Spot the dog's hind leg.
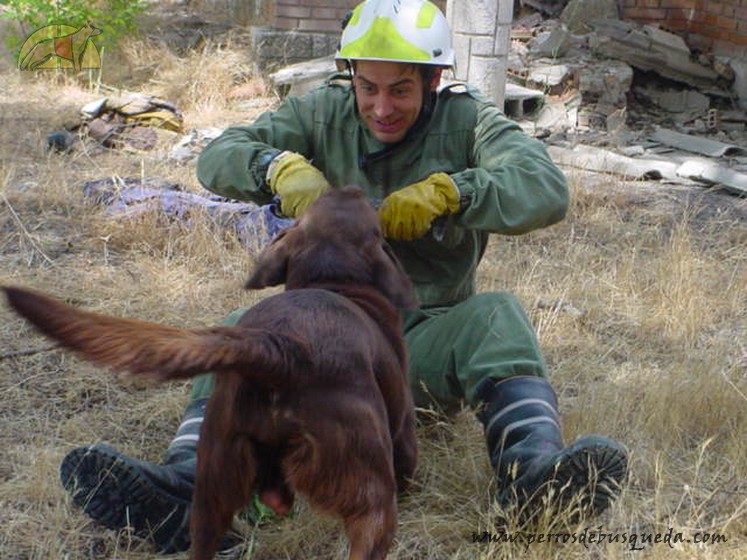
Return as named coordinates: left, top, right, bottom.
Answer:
left=391, top=408, right=418, bottom=494
left=189, top=416, right=257, bottom=560
left=344, top=495, right=397, bottom=560
left=285, top=396, right=399, bottom=560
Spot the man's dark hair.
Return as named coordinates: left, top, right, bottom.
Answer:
left=347, top=60, right=438, bottom=87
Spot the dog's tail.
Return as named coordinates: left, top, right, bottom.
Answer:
left=3, top=286, right=310, bottom=383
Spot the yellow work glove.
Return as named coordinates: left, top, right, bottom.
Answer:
left=378, top=173, right=461, bottom=240
left=267, top=151, right=330, bottom=218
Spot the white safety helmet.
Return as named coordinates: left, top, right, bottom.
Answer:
left=336, top=0, right=454, bottom=67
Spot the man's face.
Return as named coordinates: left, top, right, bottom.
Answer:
left=353, top=60, right=440, bottom=144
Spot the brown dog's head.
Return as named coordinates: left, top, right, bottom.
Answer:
left=246, top=187, right=418, bottom=310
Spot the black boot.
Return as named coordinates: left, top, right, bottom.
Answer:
left=60, top=398, right=207, bottom=553
left=475, top=376, right=627, bottom=521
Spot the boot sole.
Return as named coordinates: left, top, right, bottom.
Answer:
left=500, top=438, right=628, bottom=522
left=60, top=444, right=192, bottom=554
left=551, top=440, right=628, bottom=514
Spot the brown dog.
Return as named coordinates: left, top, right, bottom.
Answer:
left=3, top=187, right=418, bottom=560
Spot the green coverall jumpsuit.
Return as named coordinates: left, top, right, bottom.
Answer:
left=193, top=77, right=569, bottom=409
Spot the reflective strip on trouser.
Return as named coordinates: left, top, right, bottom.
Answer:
left=402, top=292, right=548, bottom=412
left=169, top=417, right=201, bottom=449
left=166, top=398, right=207, bottom=456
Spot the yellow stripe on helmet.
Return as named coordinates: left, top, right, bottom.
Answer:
left=339, top=16, right=430, bottom=61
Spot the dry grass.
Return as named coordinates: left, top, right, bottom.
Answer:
left=1, top=12, right=746, bottom=560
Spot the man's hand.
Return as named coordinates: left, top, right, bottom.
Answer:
left=267, top=152, right=330, bottom=218
left=378, top=173, right=460, bottom=240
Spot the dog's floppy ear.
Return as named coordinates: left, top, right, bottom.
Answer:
left=372, top=241, right=418, bottom=310
left=245, top=227, right=294, bottom=289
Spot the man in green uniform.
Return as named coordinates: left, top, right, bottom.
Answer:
left=60, top=0, right=627, bottom=553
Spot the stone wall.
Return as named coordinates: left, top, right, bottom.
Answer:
left=274, top=0, right=356, bottom=32
left=251, top=0, right=355, bottom=70
left=249, top=27, right=341, bottom=70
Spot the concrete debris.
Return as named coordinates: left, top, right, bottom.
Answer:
left=634, top=87, right=710, bottom=118
left=721, top=111, right=747, bottom=124
left=526, top=63, right=572, bottom=92
left=269, top=55, right=338, bottom=97
left=675, top=160, right=747, bottom=197
left=548, top=142, right=747, bottom=196
left=547, top=144, right=680, bottom=181
left=520, top=0, right=568, bottom=17
left=588, top=20, right=722, bottom=93
left=578, top=59, right=633, bottom=126
left=559, top=0, right=618, bottom=35
left=170, top=127, right=224, bottom=162
left=528, top=23, right=574, bottom=58
left=534, top=94, right=579, bottom=134
left=650, top=128, right=746, bottom=158
left=504, top=83, right=546, bottom=117
left=81, top=98, right=108, bottom=119
left=507, top=4, right=746, bottom=197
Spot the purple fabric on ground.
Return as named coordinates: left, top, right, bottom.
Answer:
left=82, top=177, right=294, bottom=254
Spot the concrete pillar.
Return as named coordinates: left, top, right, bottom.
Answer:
left=446, top=0, right=513, bottom=108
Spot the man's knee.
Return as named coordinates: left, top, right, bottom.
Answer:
left=469, top=291, right=524, bottom=313
left=222, top=307, right=249, bottom=326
